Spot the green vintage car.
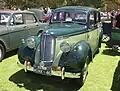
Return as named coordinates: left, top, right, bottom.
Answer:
left=17, top=6, right=103, bottom=86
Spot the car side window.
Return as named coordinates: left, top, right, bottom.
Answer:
left=10, top=13, right=24, bottom=25
left=1, top=15, right=4, bottom=20
left=24, top=13, right=37, bottom=24
left=89, top=12, right=95, bottom=28
left=89, top=11, right=100, bottom=28
left=94, top=11, right=101, bottom=24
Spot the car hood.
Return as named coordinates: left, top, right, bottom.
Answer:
left=44, top=23, right=87, bottom=37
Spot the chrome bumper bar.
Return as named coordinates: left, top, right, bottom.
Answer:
left=17, top=60, right=81, bottom=79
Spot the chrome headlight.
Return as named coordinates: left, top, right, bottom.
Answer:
left=26, top=38, right=36, bottom=49
left=60, top=41, right=71, bottom=52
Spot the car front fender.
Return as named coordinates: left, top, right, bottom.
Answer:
left=18, top=36, right=40, bottom=65
left=59, top=41, right=91, bottom=72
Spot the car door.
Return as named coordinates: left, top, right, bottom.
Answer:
left=87, top=11, right=98, bottom=52
left=23, top=13, right=43, bottom=36
left=8, top=13, right=29, bottom=50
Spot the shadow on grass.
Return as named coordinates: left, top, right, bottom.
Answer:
left=102, top=49, right=120, bottom=56
left=5, top=49, right=18, bottom=59
left=111, top=60, right=120, bottom=91
left=0, top=49, right=18, bottom=63
left=9, top=69, right=81, bottom=91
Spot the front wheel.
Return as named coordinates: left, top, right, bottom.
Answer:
left=79, top=62, right=88, bottom=86
left=76, top=56, right=89, bottom=86
left=0, top=44, right=5, bottom=62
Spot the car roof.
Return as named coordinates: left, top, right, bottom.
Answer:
left=55, top=6, right=98, bottom=12
left=0, top=9, right=34, bottom=14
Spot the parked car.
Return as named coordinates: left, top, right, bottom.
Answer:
left=17, top=6, right=103, bottom=86
left=0, top=10, right=48, bottom=62
left=105, top=13, right=120, bottom=52
left=27, top=8, right=44, bottom=22
left=102, top=21, right=112, bottom=42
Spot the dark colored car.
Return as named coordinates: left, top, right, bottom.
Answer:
left=17, top=6, right=103, bottom=86
left=104, top=13, right=120, bottom=52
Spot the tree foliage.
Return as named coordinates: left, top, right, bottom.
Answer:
left=1, top=0, right=120, bottom=11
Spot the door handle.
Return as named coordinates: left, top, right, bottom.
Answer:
left=87, top=34, right=90, bottom=38
left=87, top=34, right=91, bottom=39
left=23, top=26, right=27, bottom=28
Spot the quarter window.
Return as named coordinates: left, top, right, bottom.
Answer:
left=94, top=11, right=101, bottom=23
left=89, top=11, right=100, bottom=28
left=24, top=14, right=37, bottom=24
left=89, top=12, right=95, bottom=27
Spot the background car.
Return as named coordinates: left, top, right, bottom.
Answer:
left=105, top=13, right=120, bottom=52
left=27, top=8, right=44, bottom=22
left=0, top=10, right=48, bottom=62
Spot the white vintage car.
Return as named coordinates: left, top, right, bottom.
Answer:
left=0, top=9, right=48, bottom=62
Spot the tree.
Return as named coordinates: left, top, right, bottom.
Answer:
left=1, top=0, right=120, bottom=11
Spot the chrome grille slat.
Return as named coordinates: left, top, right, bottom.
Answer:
left=40, top=34, right=55, bottom=61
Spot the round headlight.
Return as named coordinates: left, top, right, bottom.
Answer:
left=60, top=41, right=71, bottom=52
left=26, top=38, right=36, bottom=49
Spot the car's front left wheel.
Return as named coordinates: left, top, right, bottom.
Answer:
left=78, top=60, right=88, bottom=86
left=75, top=55, right=89, bottom=87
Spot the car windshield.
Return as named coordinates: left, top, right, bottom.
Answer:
left=0, top=13, right=11, bottom=25
left=51, top=10, right=87, bottom=24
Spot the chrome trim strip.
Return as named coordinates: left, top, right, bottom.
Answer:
left=51, top=70, right=81, bottom=79
left=41, top=34, right=55, bottom=61
left=43, top=34, right=46, bottom=60
left=61, top=67, right=65, bottom=80
left=17, top=60, right=81, bottom=79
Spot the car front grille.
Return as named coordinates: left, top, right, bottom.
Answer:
left=40, top=33, right=56, bottom=61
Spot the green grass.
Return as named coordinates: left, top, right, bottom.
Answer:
left=0, top=43, right=120, bottom=91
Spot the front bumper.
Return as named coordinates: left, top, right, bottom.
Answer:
left=17, top=60, right=81, bottom=79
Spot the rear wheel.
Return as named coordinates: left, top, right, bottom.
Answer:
left=0, top=44, right=5, bottom=62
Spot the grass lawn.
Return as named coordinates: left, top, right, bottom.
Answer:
left=0, top=43, right=120, bottom=91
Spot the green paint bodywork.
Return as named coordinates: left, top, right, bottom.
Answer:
left=45, top=23, right=87, bottom=37
left=58, top=41, right=90, bottom=72
left=18, top=36, right=41, bottom=65
left=106, top=27, right=120, bottom=46
left=111, top=29, right=120, bottom=40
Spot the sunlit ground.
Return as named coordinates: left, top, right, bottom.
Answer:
left=0, top=43, right=120, bottom=91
